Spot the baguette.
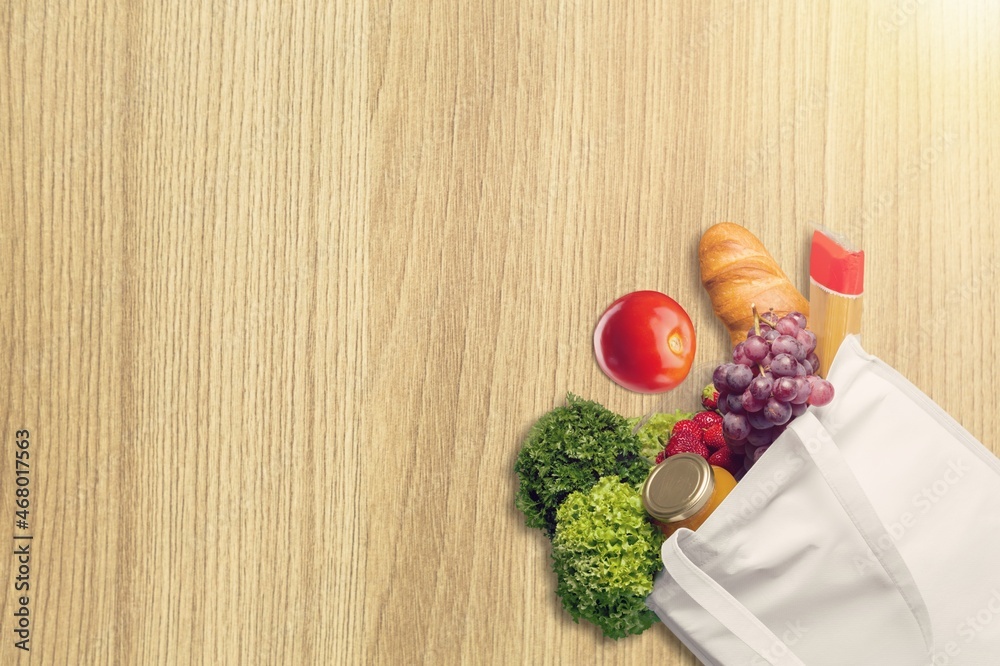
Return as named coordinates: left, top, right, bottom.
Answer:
left=699, top=223, right=809, bottom=346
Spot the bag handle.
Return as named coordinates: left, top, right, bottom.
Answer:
left=660, top=412, right=933, bottom=663
left=664, top=534, right=808, bottom=666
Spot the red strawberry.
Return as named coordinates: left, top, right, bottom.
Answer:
left=671, top=420, right=702, bottom=442
left=667, top=431, right=701, bottom=449
left=692, top=411, right=723, bottom=432
left=708, top=446, right=742, bottom=475
left=702, top=423, right=727, bottom=451
left=702, top=383, right=720, bottom=411
left=665, top=437, right=710, bottom=460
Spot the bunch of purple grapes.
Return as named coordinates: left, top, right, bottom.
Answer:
left=712, top=310, right=835, bottom=471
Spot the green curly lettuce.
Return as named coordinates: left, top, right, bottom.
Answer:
left=551, top=476, right=665, bottom=639
left=627, top=409, right=695, bottom=462
left=514, top=394, right=650, bottom=537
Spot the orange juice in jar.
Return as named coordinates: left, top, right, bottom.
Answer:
left=642, top=453, right=737, bottom=537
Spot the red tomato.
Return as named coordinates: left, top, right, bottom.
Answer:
left=593, top=291, right=696, bottom=393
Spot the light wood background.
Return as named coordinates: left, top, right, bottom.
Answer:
left=2, top=0, right=999, bottom=664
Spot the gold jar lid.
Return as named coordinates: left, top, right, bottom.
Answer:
left=642, top=454, right=716, bottom=523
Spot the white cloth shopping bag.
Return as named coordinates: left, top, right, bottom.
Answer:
left=647, top=336, right=1000, bottom=665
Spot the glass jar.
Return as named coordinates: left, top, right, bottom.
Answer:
left=642, top=453, right=737, bottom=537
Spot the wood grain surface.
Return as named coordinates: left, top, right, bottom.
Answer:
left=2, top=1, right=999, bottom=664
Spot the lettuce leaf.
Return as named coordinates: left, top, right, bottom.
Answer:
left=551, top=476, right=665, bottom=639
left=514, top=394, right=650, bottom=537
left=628, top=409, right=695, bottom=462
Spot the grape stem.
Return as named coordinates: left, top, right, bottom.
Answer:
left=751, top=303, right=767, bottom=376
